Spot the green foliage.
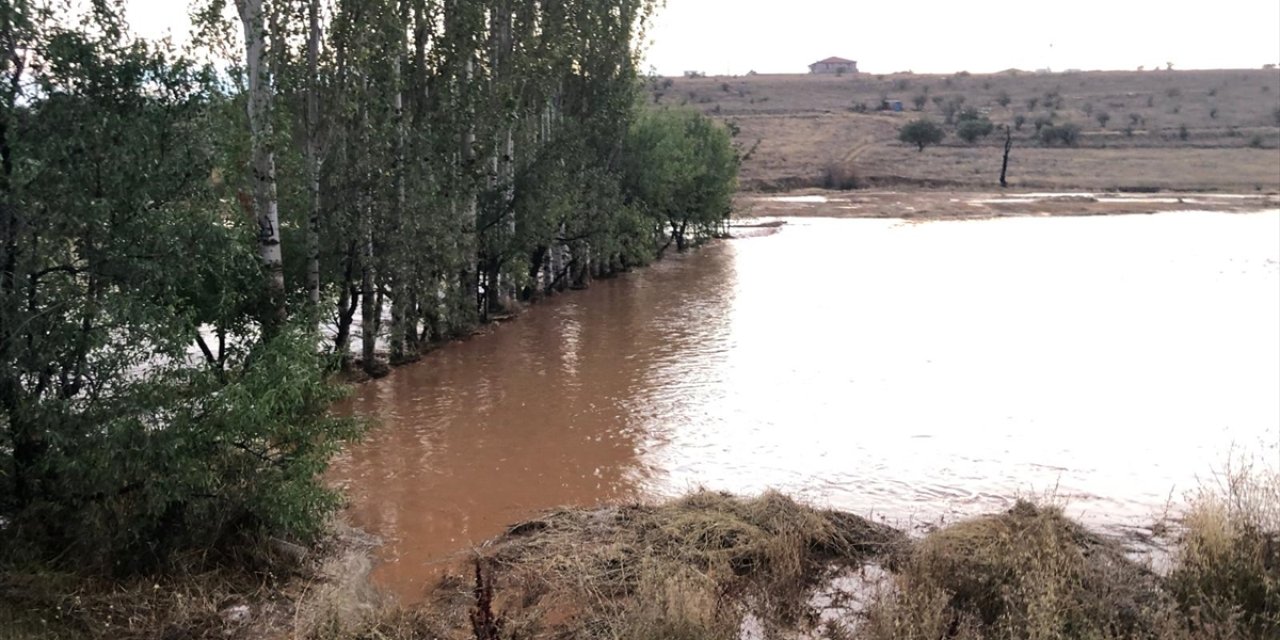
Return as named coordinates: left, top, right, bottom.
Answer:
left=621, top=109, right=738, bottom=251
left=957, top=116, right=995, bottom=143
left=0, top=6, right=361, bottom=571
left=899, top=118, right=946, bottom=151
left=1, top=0, right=701, bottom=577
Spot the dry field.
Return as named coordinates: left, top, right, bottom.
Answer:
left=652, top=69, right=1280, bottom=193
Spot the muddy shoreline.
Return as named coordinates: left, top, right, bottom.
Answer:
left=736, top=188, right=1280, bottom=221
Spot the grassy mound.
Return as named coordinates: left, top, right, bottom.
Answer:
left=858, top=469, right=1280, bottom=640
left=413, top=490, right=905, bottom=640
left=5, top=475, right=1276, bottom=640
left=858, top=501, right=1177, bottom=640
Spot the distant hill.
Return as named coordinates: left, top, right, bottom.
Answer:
left=648, top=69, right=1280, bottom=192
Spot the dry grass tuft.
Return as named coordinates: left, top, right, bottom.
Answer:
left=1167, top=461, right=1280, bottom=637
left=855, top=464, right=1280, bottom=640
left=860, top=500, right=1176, bottom=640
left=412, top=489, right=906, bottom=639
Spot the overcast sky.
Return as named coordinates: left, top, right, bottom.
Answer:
left=126, top=1, right=1280, bottom=75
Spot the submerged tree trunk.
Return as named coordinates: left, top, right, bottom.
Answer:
left=235, top=0, right=286, bottom=328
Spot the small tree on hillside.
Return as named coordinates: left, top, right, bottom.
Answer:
left=957, top=116, right=995, bottom=143
left=900, top=118, right=946, bottom=151
left=1095, top=111, right=1111, bottom=128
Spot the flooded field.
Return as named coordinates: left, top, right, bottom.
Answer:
left=330, top=209, right=1280, bottom=600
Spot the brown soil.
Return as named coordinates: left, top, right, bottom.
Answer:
left=653, top=69, right=1280, bottom=193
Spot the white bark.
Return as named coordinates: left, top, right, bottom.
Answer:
left=235, top=0, right=286, bottom=319
left=305, top=0, right=322, bottom=308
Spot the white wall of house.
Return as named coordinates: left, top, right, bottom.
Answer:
left=809, top=61, right=858, bottom=74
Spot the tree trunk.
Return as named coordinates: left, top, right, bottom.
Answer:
left=1000, top=126, right=1014, bottom=188
left=235, top=0, right=286, bottom=328
left=388, top=0, right=410, bottom=362
left=305, top=0, right=322, bottom=309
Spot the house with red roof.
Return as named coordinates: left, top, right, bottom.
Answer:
left=809, top=57, right=858, bottom=74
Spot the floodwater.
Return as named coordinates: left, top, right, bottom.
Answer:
left=330, top=210, right=1280, bottom=601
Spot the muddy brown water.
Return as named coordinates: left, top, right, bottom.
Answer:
left=330, top=210, right=1280, bottom=601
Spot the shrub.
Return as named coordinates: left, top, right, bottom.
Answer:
left=860, top=501, right=1177, bottom=640
left=1033, top=113, right=1054, bottom=133
left=1040, top=122, right=1081, bottom=146
left=956, top=115, right=995, bottom=143
left=912, top=93, right=928, bottom=110
left=1013, top=113, right=1026, bottom=130
left=1, top=326, right=362, bottom=572
left=1026, top=97, right=1039, bottom=110
left=899, top=118, right=946, bottom=151
left=1095, top=110, right=1111, bottom=127
left=941, top=95, right=966, bottom=124
left=1167, top=463, right=1280, bottom=637
left=1179, top=124, right=1190, bottom=140
left=820, top=161, right=859, bottom=190
left=1250, top=135, right=1265, bottom=148
left=996, top=91, right=1011, bottom=107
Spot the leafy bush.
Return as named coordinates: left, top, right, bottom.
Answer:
left=956, top=115, right=995, bottom=143
left=899, top=118, right=946, bottom=151
left=621, top=109, right=738, bottom=251
left=1, top=321, right=360, bottom=573
left=1095, top=110, right=1111, bottom=127
left=1040, top=122, right=1082, bottom=146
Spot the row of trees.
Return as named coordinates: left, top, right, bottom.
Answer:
left=0, top=0, right=737, bottom=570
